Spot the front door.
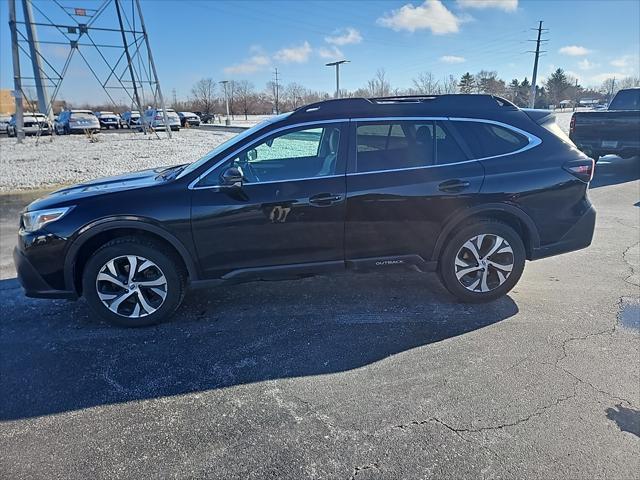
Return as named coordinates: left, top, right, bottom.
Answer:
left=191, top=122, right=348, bottom=279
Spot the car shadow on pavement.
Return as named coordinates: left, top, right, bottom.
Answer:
left=606, top=404, right=640, bottom=438
left=590, top=156, right=639, bottom=189
left=0, top=271, right=518, bottom=420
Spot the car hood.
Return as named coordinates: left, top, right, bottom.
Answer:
left=26, top=167, right=175, bottom=211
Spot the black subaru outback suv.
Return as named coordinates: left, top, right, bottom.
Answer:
left=14, top=95, right=596, bottom=326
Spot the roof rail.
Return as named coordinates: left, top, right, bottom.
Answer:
left=289, top=94, right=518, bottom=119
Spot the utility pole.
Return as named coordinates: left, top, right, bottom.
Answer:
left=220, top=80, right=230, bottom=125
left=8, top=0, right=24, bottom=142
left=22, top=0, right=50, bottom=119
left=273, top=68, right=280, bottom=114
left=325, top=60, right=349, bottom=98
left=134, top=0, right=171, bottom=138
left=528, top=20, right=547, bottom=108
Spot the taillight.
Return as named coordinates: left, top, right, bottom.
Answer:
left=563, top=158, right=595, bottom=182
left=569, top=114, right=576, bottom=137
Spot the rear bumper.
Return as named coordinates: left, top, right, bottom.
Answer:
left=574, top=140, right=640, bottom=157
left=530, top=205, right=596, bottom=260
left=13, top=247, right=77, bottom=300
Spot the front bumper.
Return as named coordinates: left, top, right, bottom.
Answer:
left=13, top=247, right=77, bottom=300
left=530, top=204, right=596, bottom=260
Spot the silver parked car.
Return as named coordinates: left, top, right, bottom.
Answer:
left=7, top=112, right=51, bottom=136
left=141, top=108, right=181, bottom=131
left=55, top=110, right=100, bottom=134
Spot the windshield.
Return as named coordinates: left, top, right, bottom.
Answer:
left=72, top=113, right=95, bottom=119
left=176, top=113, right=291, bottom=179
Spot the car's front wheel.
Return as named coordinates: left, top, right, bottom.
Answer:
left=82, top=237, right=185, bottom=327
left=439, top=220, right=525, bottom=303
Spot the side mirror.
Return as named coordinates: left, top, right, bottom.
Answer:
left=220, top=166, right=244, bottom=187
left=247, top=149, right=258, bottom=161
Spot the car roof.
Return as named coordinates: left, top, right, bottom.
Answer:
left=71, top=110, right=94, bottom=113
left=288, top=95, right=520, bottom=121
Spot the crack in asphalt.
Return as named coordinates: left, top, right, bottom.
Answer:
left=349, top=462, right=380, bottom=479
left=622, top=240, right=639, bottom=287
left=393, top=382, right=579, bottom=436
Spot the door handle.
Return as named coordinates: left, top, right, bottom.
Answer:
left=309, top=193, right=343, bottom=206
left=438, top=179, right=471, bottom=193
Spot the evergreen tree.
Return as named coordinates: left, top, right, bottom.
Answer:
left=458, top=72, right=475, bottom=94
left=545, top=68, right=572, bottom=106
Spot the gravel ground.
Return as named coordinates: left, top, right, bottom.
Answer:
left=0, top=129, right=235, bottom=191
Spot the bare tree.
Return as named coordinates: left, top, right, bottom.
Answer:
left=235, top=80, right=256, bottom=120
left=366, top=68, right=391, bottom=97
left=441, top=75, right=458, bottom=94
left=284, top=82, right=307, bottom=109
left=191, top=78, right=217, bottom=116
left=412, top=72, right=440, bottom=95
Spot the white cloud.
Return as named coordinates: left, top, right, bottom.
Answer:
left=274, top=41, right=312, bottom=63
left=457, top=0, right=517, bottom=11
left=325, top=28, right=362, bottom=46
left=590, top=72, right=627, bottom=84
left=318, top=46, right=345, bottom=60
left=610, top=55, right=635, bottom=68
left=377, top=0, right=461, bottom=34
left=440, top=55, right=466, bottom=63
left=559, top=45, right=591, bottom=56
left=224, top=55, right=270, bottom=75
left=578, top=59, right=597, bottom=70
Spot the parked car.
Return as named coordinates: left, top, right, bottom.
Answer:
left=194, top=111, right=215, bottom=124
left=570, top=88, right=640, bottom=161
left=55, top=110, right=100, bottom=134
left=141, top=108, right=181, bottom=131
left=94, top=111, right=121, bottom=129
left=121, top=110, right=141, bottom=128
left=0, top=114, right=11, bottom=133
left=14, top=95, right=596, bottom=327
left=178, top=111, right=201, bottom=127
left=7, top=112, right=51, bottom=136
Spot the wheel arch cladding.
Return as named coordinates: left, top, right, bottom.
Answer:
left=432, top=204, right=540, bottom=262
left=66, top=221, right=197, bottom=294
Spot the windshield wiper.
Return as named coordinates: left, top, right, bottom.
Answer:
left=157, top=164, right=187, bottom=181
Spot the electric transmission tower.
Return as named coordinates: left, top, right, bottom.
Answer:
left=7, top=0, right=171, bottom=140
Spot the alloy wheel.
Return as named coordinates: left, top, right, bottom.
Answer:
left=95, top=255, right=167, bottom=318
left=454, top=234, right=514, bottom=293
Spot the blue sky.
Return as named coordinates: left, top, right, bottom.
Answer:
left=1, top=0, right=639, bottom=104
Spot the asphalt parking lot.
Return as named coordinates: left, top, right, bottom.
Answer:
left=0, top=156, right=639, bottom=479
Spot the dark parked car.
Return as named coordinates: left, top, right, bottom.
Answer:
left=570, top=88, right=640, bottom=161
left=178, top=111, right=201, bottom=127
left=14, top=95, right=596, bottom=327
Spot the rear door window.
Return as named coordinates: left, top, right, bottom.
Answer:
left=435, top=123, right=468, bottom=165
left=355, top=121, right=434, bottom=173
left=452, top=121, right=529, bottom=158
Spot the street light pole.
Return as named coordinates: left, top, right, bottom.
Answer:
left=325, top=60, right=349, bottom=99
left=220, top=80, right=230, bottom=126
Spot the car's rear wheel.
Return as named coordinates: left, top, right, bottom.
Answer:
left=439, top=220, right=525, bottom=303
left=82, top=237, right=185, bottom=327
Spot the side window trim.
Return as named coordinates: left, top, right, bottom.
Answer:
left=191, top=119, right=347, bottom=189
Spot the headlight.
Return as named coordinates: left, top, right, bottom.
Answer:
left=21, top=207, right=73, bottom=232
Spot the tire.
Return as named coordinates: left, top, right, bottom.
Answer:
left=439, top=220, right=525, bottom=303
left=82, top=236, right=186, bottom=327
left=64, top=125, right=71, bottom=135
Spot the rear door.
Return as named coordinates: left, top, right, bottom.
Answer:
left=345, top=119, right=484, bottom=265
